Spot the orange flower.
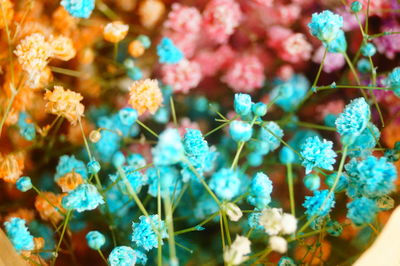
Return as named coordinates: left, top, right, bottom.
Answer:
left=34, top=237, right=45, bottom=250
left=56, top=172, right=84, bottom=192
left=34, top=192, right=65, bottom=224
left=0, top=153, right=24, bottom=183
left=50, top=35, right=76, bottom=61
left=138, top=0, right=165, bottom=29
left=128, top=40, right=145, bottom=58
left=0, top=0, right=14, bottom=29
left=103, top=21, right=129, bottom=43
left=52, top=6, right=78, bottom=36
left=44, top=85, right=84, bottom=125
left=382, top=121, right=400, bottom=148
left=4, top=208, right=35, bottom=223
left=128, top=79, right=162, bottom=115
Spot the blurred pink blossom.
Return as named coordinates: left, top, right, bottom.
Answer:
left=161, top=59, right=202, bottom=94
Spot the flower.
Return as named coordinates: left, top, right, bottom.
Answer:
left=347, top=197, right=378, bottom=226
left=152, top=128, right=184, bottom=165
left=182, top=129, right=209, bottom=180
left=163, top=3, right=202, bottom=34
left=259, top=208, right=284, bottom=235
left=14, top=33, right=52, bottom=87
left=127, top=153, right=146, bottom=169
left=44, top=86, right=85, bottom=125
left=360, top=43, right=376, bottom=57
left=209, top=168, right=241, bottom=201
left=118, top=107, right=138, bottom=126
left=269, top=236, right=287, bottom=253
left=347, top=123, right=380, bottom=158
left=128, top=40, right=145, bottom=58
left=280, top=33, right=312, bottom=63
left=247, top=172, right=273, bottom=210
left=61, top=0, right=95, bottom=18
left=131, top=215, right=168, bottom=251
left=50, top=35, right=76, bottom=61
left=281, top=213, right=297, bottom=235
left=86, top=231, right=106, bottom=250
left=278, top=257, right=296, bottom=266
left=229, top=121, right=253, bottom=142
left=223, top=202, right=243, bottom=222
left=110, top=165, right=147, bottom=194
left=55, top=155, right=88, bottom=181
left=137, top=0, right=165, bottom=29
left=303, top=190, right=335, bottom=220
left=325, top=173, right=348, bottom=192
left=234, top=93, right=252, bottom=117
left=128, top=79, right=163, bottom=115
left=108, top=246, right=137, bottom=266
left=0, top=153, right=24, bottom=183
left=103, top=21, right=129, bottom=43
left=161, top=59, right=202, bottom=93
left=202, top=0, right=242, bottom=44
left=4, top=218, right=34, bottom=253
left=157, top=37, right=184, bottom=64
left=300, top=136, right=337, bottom=174
left=256, top=121, right=284, bottom=155
left=223, top=235, right=251, bottom=265
left=335, top=97, right=370, bottom=145
left=345, top=156, right=397, bottom=198
left=304, top=174, right=321, bottom=191
left=387, top=67, right=400, bottom=97
left=35, top=192, right=65, bottom=224
left=147, top=166, right=182, bottom=198
left=56, top=172, right=84, bottom=192
left=221, top=55, right=265, bottom=93
left=62, top=184, right=105, bottom=212
left=87, top=160, right=101, bottom=174
left=308, top=10, right=344, bottom=43
left=351, top=1, right=363, bottom=13
left=16, top=176, right=32, bottom=192
left=325, top=30, right=347, bottom=53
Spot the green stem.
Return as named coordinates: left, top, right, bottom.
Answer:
left=97, top=249, right=108, bottom=265
left=169, top=96, right=178, bottom=126
left=311, top=48, right=328, bottom=90
left=137, top=120, right=159, bottom=138
left=287, top=163, right=296, bottom=217
left=296, top=121, right=336, bottom=132
left=52, top=210, right=72, bottom=266
left=163, top=193, right=178, bottom=266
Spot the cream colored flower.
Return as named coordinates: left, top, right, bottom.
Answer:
left=103, top=21, right=129, bottom=43
left=128, top=79, right=162, bottom=115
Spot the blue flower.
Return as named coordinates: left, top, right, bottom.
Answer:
left=61, top=0, right=95, bottom=18
left=209, top=168, right=241, bottom=201
left=131, top=215, right=168, bottom=251
left=303, top=190, right=335, bottom=220
left=325, top=30, right=347, bottom=53
left=252, top=121, right=284, bottom=155
left=4, top=218, right=34, bottom=253
left=248, top=212, right=264, bottom=231
left=127, top=66, right=143, bottom=81
left=325, top=173, right=348, bottom=192
left=17, top=112, right=36, bottom=141
left=387, top=67, right=400, bottom=97
left=127, top=153, right=146, bottom=169
left=183, top=129, right=209, bottom=169
left=270, top=74, right=309, bottom=112
left=247, top=172, right=273, bottom=209
left=278, top=256, right=296, bottom=266
left=110, top=165, right=148, bottom=194
left=279, top=147, right=296, bottom=164
left=146, top=166, right=182, bottom=198
left=55, top=155, right=88, bottom=181
left=357, top=59, right=372, bottom=73
left=345, top=156, right=397, bottom=198
left=300, top=136, right=337, bottom=174
left=234, top=93, right=252, bottom=116
left=118, top=107, right=138, bottom=126
left=308, top=10, right=344, bottom=43
left=252, top=102, right=267, bottom=117
left=112, top=151, right=126, bottom=167
left=335, top=97, right=370, bottom=145
left=157, top=37, right=184, bottom=64
left=62, top=184, right=105, bottom=212
left=361, top=43, right=376, bottom=57
left=351, top=1, right=363, bottom=12
left=347, top=197, right=378, bottom=226
left=152, top=129, right=184, bottom=165
left=86, top=231, right=106, bottom=250
left=108, top=246, right=137, bottom=266
left=304, top=174, right=321, bottom=191
left=229, top=121, right=253, bottom=142
left=348, top=123, right=380, bottom=158
left=87, top=160, right=101, bottom=174
left=194, top=193, right=219, bottom=220
left=16, top=176, right=32, bottom=192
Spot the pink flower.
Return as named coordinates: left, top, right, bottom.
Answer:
left=279, top=33, right=312, bottom=63
left=316, top=100, right=345, bottom=121
left=248, top=0, right=273, bottom=7
left=277, top=65, right=294, bottom=81
left=221, top=55, right=265, bottom=93
left=202, top=0, right=242, bottom=44
left=275, top=4, right=301, bottom=26
left=163, top=3, right=202, bottom=34
left=313, top=46, right=345, bottom=73
left=373, top=21, right=400, bottom=59
left=338, top=9, right=365, bottom=32
left=164, top=32, right=198, bottom=58
left=266, top=26, right=292, bottom=50
left=193, top=45, right=235, bottom=77
left=161, top=59, right=202, bottom=93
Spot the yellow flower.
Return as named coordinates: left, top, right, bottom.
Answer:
left=128, top=79, right=162, bottom=115
left=44, top=85, right=84, bottom=125
left=103, top=21, right=129, bottom=43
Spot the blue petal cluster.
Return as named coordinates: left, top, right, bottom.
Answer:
left=131, top=215, right=168, bottom=251
left=110, top=165, right=148, bottom=194
left=4, top=218, right=34, bottom=253
left=347, top=123, right=380, bottom=158
left=55, top=155, right=88, bottom=181
left=16, top=176, right=32, bottom=192
left=325, top=30, right=347, bottom=53
left=345, top=156, right=397, bottom=198
left=303, top=190, right=335, bottom=219
left=61, top=0, right=95, bottom=18
left=108, top=246, right=137, bottom=266
left=147, top=166, right=182, bottom=198
left=17, top=112, right=36, bottom=140
left=278, top=256, right=296, bottom=266
left=127, top=153, right=146, bottom=169
left=247, top=172, right=273, bottom=209
left=234, top=93, right=252, bottom=116
left=255, top=121, right=284, bottom=154
left=308, top=10, right=344, bottom=43
left=157, top=37, right=184, bottom=64
left=300, top=136, right=337, bottom=174
left=209, top=168, right=241, bottom=201
left=118, top=107, right=138, bottom=126
left=347, top=197, right=378, bottom=226
left=335, top=97, right=370, bottom=145
left=387, top=67, right=400, bottom=97
left=152, top=128, right=184, bottom=165
left=229, top=121, right=253, bottom=142
left=62, top=184, right=105, bottom=212
left=86, top=231, right=106, bottom=250
left=270, top=74, right=309, bottom=112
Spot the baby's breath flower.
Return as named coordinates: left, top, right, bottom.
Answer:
left=269, top=236, right=287, bottom=253
left=300, top=136, right=337, bottom=174
left=61, top=0, right=95, bottom=18
left=0, top=153, right=24, bottom=183
left=308, top=10, right=343, bottom=43
left=50, top=35, right=76, bottom=61
left=128, top=40, right=145, bottom=58
left=4, top=218, right=34, bottom=253
left=347, top=197, right=378, bottom=226
left=223, top=235, right=251, bottom=265
left=16, top=176, right=32, bottom=192
left=131, top=215, right=168, bottom=251
left=44, top=86, right=85, bottom=125
left=62, top=184, right=104, bottom=212
left=86, top=231, right=106, bottom=250
left=223, top=202, right=243, bottom=222
left=128, top=79, right=163, bottom=115
left=108, top=246, right=137, bottom=266
left=56, top=172, right=84, bottom=192
left=34, top=192, right=65, bottom=224
left=103, top=21, right=129, bottom=43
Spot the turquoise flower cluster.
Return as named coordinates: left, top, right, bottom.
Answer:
left=108, top=246, right=137, bottom=266
left=303, top=190, right=335, bottom=221
left=61, top=0, right=95, bottom=18
left=157, top=37, right=184, bottom=64
left=300, top=136, right=337, bottom=174
left=387, top=67, right=400, bottom=97
left=146, top=166, right=182, bottom=198
left=247, top=172, right=273, bottom=210
left=131, top=215, right=168, bottom=251
left=209, top=168, right=241, bottom=201
left=86, top=230, right=106, bottom=250
left=16, top=176, right=32, bottom=192
left=308, top=10, right=344, bottom=43
left=347, top=197, right=378, bottom=226
left=55, top=155, right=88, bottom=180
left=4, top=218, right=34, bottom=253
left=152, top=128, right=184, bottom=165
left=62, top=184, right=105, bottom=212
left=17, top=112, right=36, bottom=141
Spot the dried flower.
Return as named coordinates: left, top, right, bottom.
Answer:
left=103, top=21, right=129, bottom=43
left=50, top=35, right=76, bottom=61
left=128, top=79, right=162, bottom=115
left=35, top=192, right=65, bottom=224
left=56, top=172, right=84, bottom=192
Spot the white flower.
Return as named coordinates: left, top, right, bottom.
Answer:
left=224, top=202, right=243, bottom=222
left=281, top=213, right=297, bottom=235
left=269, top=236, right=287, bottom=253
left=259, top=208, right=283, bottom=235
left=223, top=235, right=251, bottom=265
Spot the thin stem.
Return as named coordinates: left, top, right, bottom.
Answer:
left=97, top=249, right=108, bottom=265
left=175, top=212, right=219, bottom=235
left=170, top=96, right=178, bottom=126
left=296, top=121, right=336, bottom=132
left=50, top=66, right=82, bottom=77
left=221, top=210, right=232, bottom=245
left=163, top=193, right=178, bottom=266
left=311, top=48, right=328, bottom=90
left=137, top=120, right=159, bottom=138
left=52, top=210, right=72, bottom=266
left=0, top=89, right=18, bottom=137
left=287, top=163, right=296, bottom=217
left=219, top=211, right=226, bottom=250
